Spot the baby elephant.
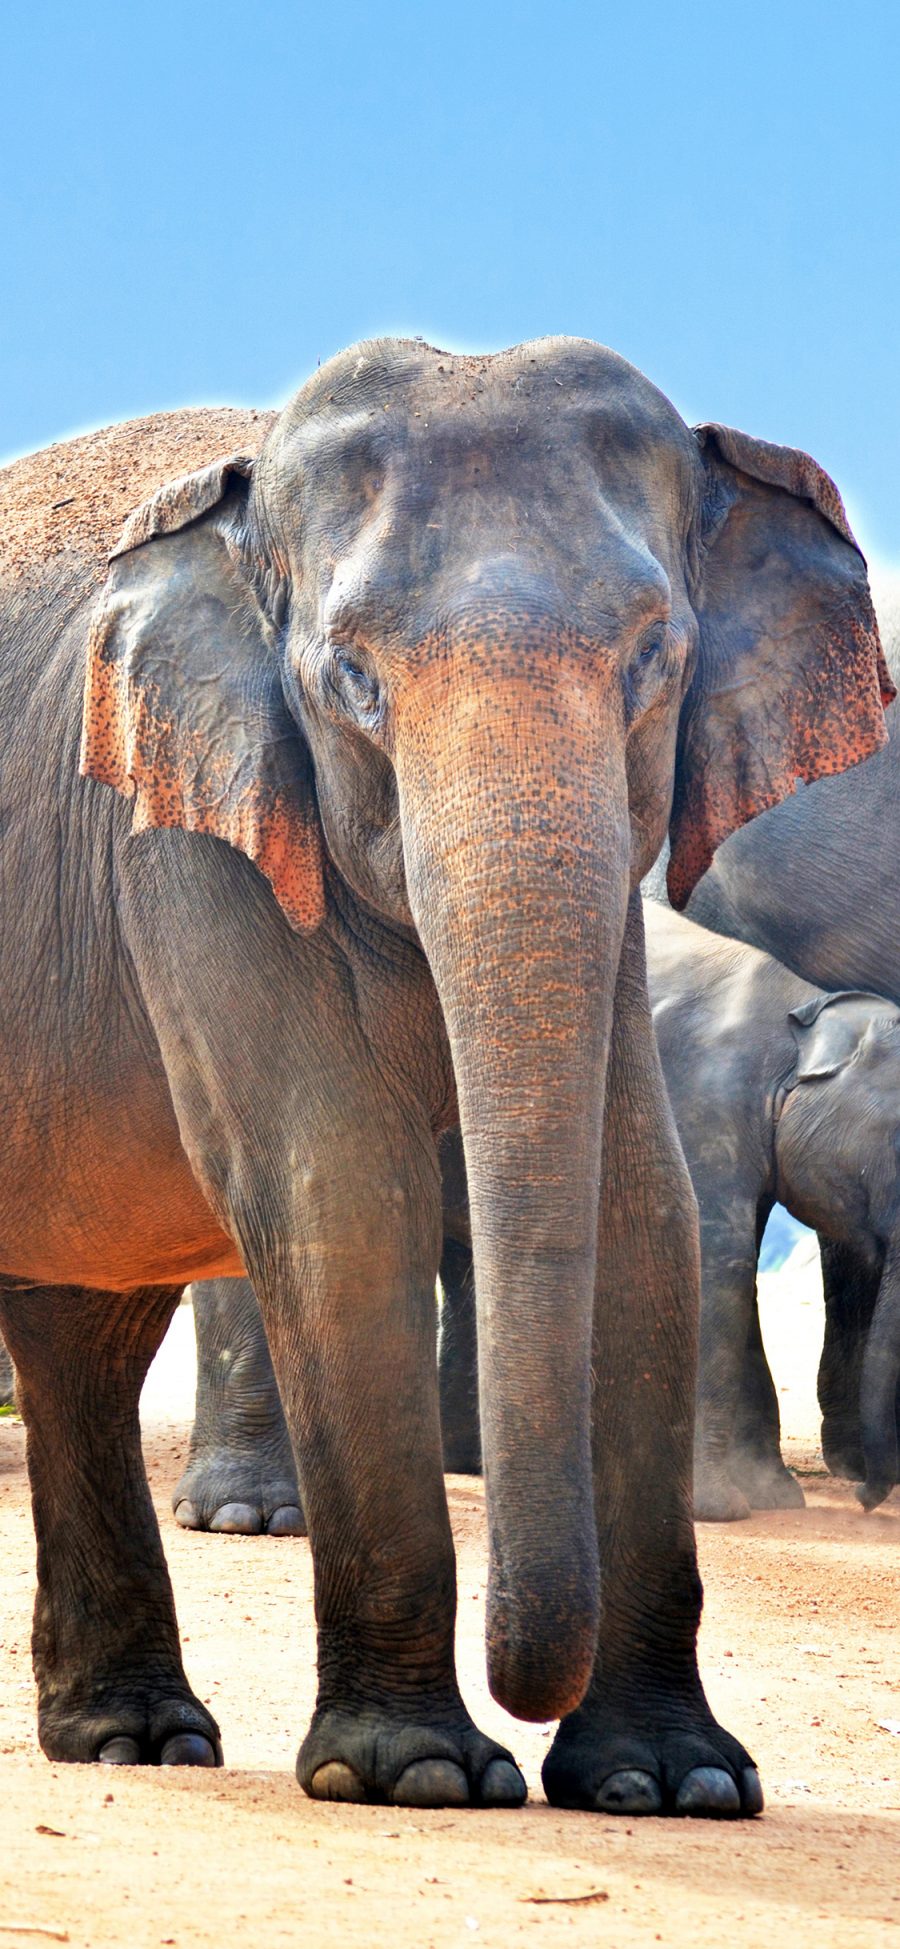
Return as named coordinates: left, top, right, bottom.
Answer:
left=646, top=902, right=900, bottom=1519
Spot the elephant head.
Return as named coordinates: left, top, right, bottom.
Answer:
left=81, top=338, right=890, bottom=1719
left=783, top=991, right=900, bottom=1509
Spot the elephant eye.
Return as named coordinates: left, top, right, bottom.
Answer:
left=338, top=653, right=370, bottom=689
left=637, top=631, right=666, bottom=666
left=623, top=624, right=674, bottom=724
left=331, top=647, right=381, bottom=719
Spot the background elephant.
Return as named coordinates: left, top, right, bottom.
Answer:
left=0, top=337, right=888, bottom=1817
left=666, top=571, right=900, bottom=1479
left=646, top=903, right=900, bottom=1519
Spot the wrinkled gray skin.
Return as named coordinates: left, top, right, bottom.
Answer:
left=646, top=903, right=900, bottom=1519
left=674, top=573, right=900, bottom=1484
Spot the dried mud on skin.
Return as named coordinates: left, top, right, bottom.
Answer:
left=1, top=1302, right=899, bottom=1949
left=0, top=408, right=274, bottom=586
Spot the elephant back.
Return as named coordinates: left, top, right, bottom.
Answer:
left=0, top=406, right=276, bottom=593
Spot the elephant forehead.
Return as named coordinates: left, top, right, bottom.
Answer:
left=287, top=333, right=692, bottom=435
left=262, top=337, right=698, bottom=527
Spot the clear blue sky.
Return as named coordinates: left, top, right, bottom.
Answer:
left=2, top=1, right=898, bottom=559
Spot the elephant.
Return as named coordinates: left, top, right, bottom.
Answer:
left=673, top=571, right=900, bottom=1481
left=645, top=901, right=900, bottom=1519
left=0, top=336, right=890, bottom=1817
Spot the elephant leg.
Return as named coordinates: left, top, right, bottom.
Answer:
left=119, top=844, right=524, bottom=1809
left=543, top=896, right=762, bottom=1820
left=204, top=1074, right=525, bottom=1809
left=730, top=1287, right=804, bottom=1509
left=692, top=1209, right=761, bottom=1523
left=818, top=1237, right=879, bottom=1478
left=173, top=1277, right=304, bottom=1536
left=0, top=1280, right=221, bottom=1766
left=437, top=1239, right=481, bottom=1474
left=0, top=1327, right=14, bottom=1407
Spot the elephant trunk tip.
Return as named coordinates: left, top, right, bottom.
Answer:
left=485, top=1563, right=600, bottom=1723
left=855, top=1476, right=893, bottom=1512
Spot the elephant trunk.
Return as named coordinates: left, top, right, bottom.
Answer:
left=857, top=1243, right=900, bottom=1510
left=396, top=643, right=629, bottom=1720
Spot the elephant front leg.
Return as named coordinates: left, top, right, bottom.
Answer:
left=236, top=1104, right=524, bottom=1811
left=692, top=1201, right=802, bottom=1520
left=693, top=1214, right=758, bottom=1522
left=0, top=1282, right=221, bottom=1767
left=818, top=1237, right=878, bottom=1479
left=173, top=1277, right=304, bottom=1536
left=543, top=897, right=762, bottom=1820
left=731, top=1295, right=804, bottom=1510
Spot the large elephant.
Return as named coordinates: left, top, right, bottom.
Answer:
left=0, top=338, right=889, bottom=1817
left=646, top=902, right=900, bottom=1519
left=680, top=572, right=900, bottom=1477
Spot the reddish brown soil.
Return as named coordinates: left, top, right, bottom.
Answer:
left=1, top=1285, right=898, bottom=1949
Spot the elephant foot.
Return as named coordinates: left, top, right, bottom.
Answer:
left=38, top=1675, right=223, bottom=1767
left=173, top=1446, right=305, bottom=1537
left=821, top=1416, right=865, bottom=1483
left=855, top=1475, right=896, bottom=1512
left=692, top=1460, right=752, bottom=1523
left=543, top=1692, right=763, bottom=1819
left=297, top=1704, right=526, bottom=1809
left=731, top=1453, right=806, bottom=1511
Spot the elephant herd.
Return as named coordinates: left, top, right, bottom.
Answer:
left=0, top=335, right=896, bottom=1820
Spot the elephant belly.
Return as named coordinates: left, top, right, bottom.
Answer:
left=0, top=1073, right=244, bottom=1293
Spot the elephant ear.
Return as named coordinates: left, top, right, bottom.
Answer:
left=666, top=425, right=894, bottom=909
left=80, top=455, right=325, bottom=932
left=788, top=991, right=892, bottom=1082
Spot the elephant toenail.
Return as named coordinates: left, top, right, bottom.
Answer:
left=675, top=1767, right=741, bottom=1815
left=160, top=1733, right=219, bottom=1766
left=98, top=1736, right=141, bottom=1765
left=209, top=1502, right=264, bottom=1535
left=174, top=1500, right=201, bottom=1529
left=741, top=1767, right=765, bottom=1815
left=266, top=1505, right=307, bottom=1537
left=480, top=1759, right=527, bottom=1807
left=393, top=1760, right=470, bottom=1808
left=594, top=1769, right=662, bottom=1815
left=310, top=1762, right=366, bottom=1802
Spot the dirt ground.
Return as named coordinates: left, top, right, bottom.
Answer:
left=1, top=1246, right=898, bottom=1949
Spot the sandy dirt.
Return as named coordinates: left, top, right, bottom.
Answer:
left=1, top=1247, right=898, bottom=1949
